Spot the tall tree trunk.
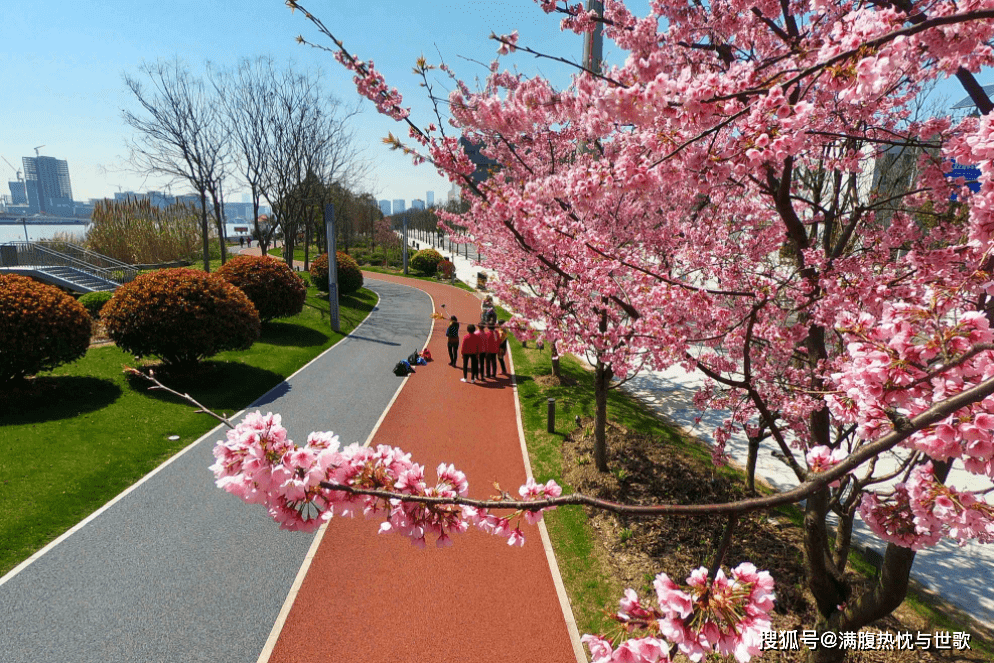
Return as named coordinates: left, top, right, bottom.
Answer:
left=550, top=340, right=561, bottom=378
left=594, top=357, right=610, bottom=472
left=304, top=221, right=311, bottom=271
left=199, top=191, right=210, bottom=272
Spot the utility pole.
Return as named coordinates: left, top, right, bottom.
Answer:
left=32, top=145, right=47, bottom=214
left=583, top=0, right=603, bottom=74
left=578, top=1, right=603, bottom=158
left=403, top=213, right=410, bottom=275
left=324, top=204, right=340, bottom=332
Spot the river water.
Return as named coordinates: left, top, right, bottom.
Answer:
left=0, top=223, right=252, bottom=244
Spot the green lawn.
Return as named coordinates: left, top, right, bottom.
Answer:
left=0, top=286, right=377, bottom=576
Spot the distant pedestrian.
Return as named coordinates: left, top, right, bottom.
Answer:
left=483, top=323, right=499, bottom=378
left=461, top=324, right=479, bottom=383
left=445, top=316, right=460, bottom=365
left=496, top=320, right=509, bottom=375
left=239, top=236, right=245, bottom=248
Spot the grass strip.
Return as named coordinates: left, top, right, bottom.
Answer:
left=0, top=286, right=377, bottom=577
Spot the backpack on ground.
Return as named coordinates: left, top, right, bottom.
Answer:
left=408, top=351, right=421, bottom=364
left=393, top=360, right=413, bottom=376
left=422, top=348, right=433, bottom=361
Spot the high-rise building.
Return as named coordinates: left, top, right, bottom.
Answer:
left=392, top=199, right=406, bottom=214
left=426, top=191, right=434, bottom=207
left=8, top=181, right=28, bottom=205
left=378, top=199, right=392, bottom=216
left=411, top=199, right=425, bottom=210
left=22, top=156, right=74, bottom=216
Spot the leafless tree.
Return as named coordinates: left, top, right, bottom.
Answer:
left=211, top=57, right=279, bottom=255
left=256, top=67, right=365, bottom=269
left=123, top=59, right=230, bottom=270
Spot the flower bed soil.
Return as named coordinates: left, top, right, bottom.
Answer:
left=560, top=418, right=991, bottom=662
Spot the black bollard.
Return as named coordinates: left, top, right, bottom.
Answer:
left=547, top=398, right=556, bottom=433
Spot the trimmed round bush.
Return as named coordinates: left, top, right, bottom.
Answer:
left=0, top=274, right=91, bottom=382
left=216, top=255, right=306, bottom=322
left=438, top=259, right=455, bottom=280
left=78, top=291, right=114, bottom=319
left=310, top=252, right=364, bottom=297
left=102, top=268, right=260, bottom=367
left=411, top=248, right=444, bottom=276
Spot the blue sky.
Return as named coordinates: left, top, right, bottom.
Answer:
left=0, top=1, right=982, bottom=207
left=0, top=0, right=605, bottom=206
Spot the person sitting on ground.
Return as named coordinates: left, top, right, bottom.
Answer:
left=461, top=324, right=479, bottom=383
left=445, top=316, right=460, bottom=366
left=480, top=295, right=497, bottom=327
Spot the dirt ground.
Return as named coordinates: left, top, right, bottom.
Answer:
left=559, top=412, right=992, bottom=662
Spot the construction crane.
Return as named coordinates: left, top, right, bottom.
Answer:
left=33, top=145, right=45, bottom=157
left=1, top=155, right=29, bottom=207
left=1, top=155, right=21, bottom=182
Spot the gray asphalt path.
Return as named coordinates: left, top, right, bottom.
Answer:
left=0, top=278, right=432, bottom=663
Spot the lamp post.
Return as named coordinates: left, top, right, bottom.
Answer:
left=583, top=0, right=603, bottom=74
left=403, top=213, right=409, bottom=275
left=324, top=203, right=340, bottom=332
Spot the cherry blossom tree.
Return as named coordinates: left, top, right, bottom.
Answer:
left=210, top=1, right=994, bottom=661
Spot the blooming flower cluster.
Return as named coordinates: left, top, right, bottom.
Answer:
left=861, top=463, right=994, bottom=549
left=580, top=563, right=775, bottom=663
left=210, top=412, right=562, bottom=547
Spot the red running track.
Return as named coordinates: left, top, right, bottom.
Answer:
left=265, top=273, right=579, bottom=663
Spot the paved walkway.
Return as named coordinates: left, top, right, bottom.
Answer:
left=266, top=274, right=577, bottom=663
left=0, top=278, right=433, bottom=662
left=0, top=267, right=580, bottom=662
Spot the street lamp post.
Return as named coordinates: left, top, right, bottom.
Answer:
left=403, top=214, right=409, bottom=275
left=324, top=203, right=340, bottom=332
left=583, top=0, right=603, bottom=74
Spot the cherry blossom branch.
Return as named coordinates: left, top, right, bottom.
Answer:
left=126, top=367, right=235, bottom=428
left=303, top=374, right=994, bottom=520
left=489, top=34, right=628, bottom=88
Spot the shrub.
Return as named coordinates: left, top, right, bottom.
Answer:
left=411, top=248, right=444, bottom=276
left=102, top=268, right=260, bottom=367
left=0, top=274, right=91, bottom=382
left=438, top=259, right=455, bottom=280
left=310, top=252, right=364, bottom=296
left=215, top=255, right=306, bottom=322
left=79, top=291, right=114, bottom=319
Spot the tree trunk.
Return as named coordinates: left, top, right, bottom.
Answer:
left=199, top=191, right=210, bottom=272
left=211, top=191, right=227, bottom=265
left=746, top=431, right=760, bottom=494
left=594, top=357, right=610, bottom=472
left=304, top=222, right=310, bottom=271
left=550, top=340, right=561, bottom=378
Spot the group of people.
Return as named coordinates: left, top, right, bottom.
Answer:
left=445, top=296, right=509, bottom=384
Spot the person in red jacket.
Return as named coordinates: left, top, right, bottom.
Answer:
left=482, top=323, right=498, bottom=378
left=461, top=324, right=480, bottom=383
